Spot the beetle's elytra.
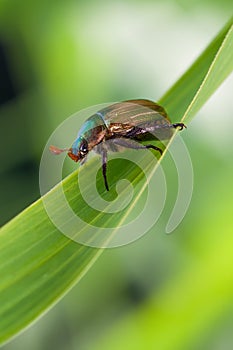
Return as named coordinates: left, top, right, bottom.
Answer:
left=50, top=99, right=186, bottom=191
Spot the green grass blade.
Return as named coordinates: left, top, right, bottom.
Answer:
left=160, top=17, right=233, bottom=121
left=0, top=19, right=232, bottom=345
left=94, top=176, right=233, bottom=350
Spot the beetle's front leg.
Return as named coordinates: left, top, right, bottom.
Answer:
left=102, top=149, right=109, bottom=191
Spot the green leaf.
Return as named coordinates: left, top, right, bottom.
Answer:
left=93, top=174, right=233, bottom=350
left=160, top=17, right=233, bottom=122
left=0, top=19, right=232, bottom=345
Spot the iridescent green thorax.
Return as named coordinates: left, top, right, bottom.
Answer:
left=71, top=113, right=107, bottom=155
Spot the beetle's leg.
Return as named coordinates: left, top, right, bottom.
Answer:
left=102, top=149, right=109, bottom=191
left=80, top=157, right=87, bottom=165
left=172, top=123, right=186, bottom=130
left=145, top=144, right=163, bottom=155
left=112, top=138, right=163, bottom=155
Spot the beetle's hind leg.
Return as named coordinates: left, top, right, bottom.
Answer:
left=102, top=149, right=109, bottom=191
left=112, top=138, right=163, bottom=155
left=172, top=123, right=186, bottom=130
left=145, top=144, right=163, bottom=155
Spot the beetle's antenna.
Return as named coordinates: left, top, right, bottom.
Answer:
left=49, top=145, right=70, bottom=155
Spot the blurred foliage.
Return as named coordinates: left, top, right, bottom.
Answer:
left=0, top=0, right=232, bottom=350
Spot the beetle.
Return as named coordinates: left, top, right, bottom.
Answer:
left=50, top=99, right=186, bottom=191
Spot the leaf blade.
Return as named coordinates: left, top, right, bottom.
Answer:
left=160, top=18, right=233, bottom=122
left=0, top=19, right=232, bottom=345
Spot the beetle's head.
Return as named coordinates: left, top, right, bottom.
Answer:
left=68, top=138, right=88, bottom=162
left=49, top=137, right=89, bottom=163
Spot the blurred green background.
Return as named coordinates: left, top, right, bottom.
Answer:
left=0, top=0, right=232, bottom=349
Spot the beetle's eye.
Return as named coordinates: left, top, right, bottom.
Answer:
left=79, top=140, right=88, bottom=156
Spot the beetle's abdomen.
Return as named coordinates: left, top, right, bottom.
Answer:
left=106, top=122, right=134, bottom=137
left=131, top=119, right=174, bottom=141
left=106, top=120, right=174, bottom=141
